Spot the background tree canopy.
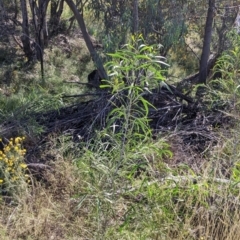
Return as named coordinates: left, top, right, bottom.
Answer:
left=1, top=0, right=240, bottom=82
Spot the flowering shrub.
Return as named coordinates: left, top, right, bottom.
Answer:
left=0, top=137, right=29, bottom=195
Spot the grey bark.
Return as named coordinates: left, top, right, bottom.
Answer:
left=198, top=0, right=215, bottom=85
left=132, top=0, right=139, bottom=34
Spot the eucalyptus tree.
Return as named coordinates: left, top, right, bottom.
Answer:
left=139, top=0, right=187, bottom=55
left=87, top=0, right=188, bottom=57
left=87, top=0, right=131, bottom=53
left=14, top=0, right=240, bottom=86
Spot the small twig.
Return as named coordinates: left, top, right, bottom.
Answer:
left=185, top=41, right=201, bottom=61
left=62, top=92, right=109, bottom=98
left=153, top=105, right=182, bottom=111
left=63, top=81, right=88, bottom=85
left=12, top=35, right=23, bottom=49
left=27, top=163, right=52, bottom=169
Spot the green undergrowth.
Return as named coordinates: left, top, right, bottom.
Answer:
left=0, top=28, right=96, bottom=137
left=202, top=31, right=240, bottom=112
left=1, top=128, right=240, bottom=239
left=1, top=33, right=240, bottom=239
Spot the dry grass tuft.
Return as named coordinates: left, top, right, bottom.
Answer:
left=0, top=154, right=91, bottom=240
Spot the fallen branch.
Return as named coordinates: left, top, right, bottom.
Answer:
left=106, top=174, right=240, bottom=196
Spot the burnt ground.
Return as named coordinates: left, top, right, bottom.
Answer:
left=0, top=81, right=231, bottom=170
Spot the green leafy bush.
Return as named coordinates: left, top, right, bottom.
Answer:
left=100, top=35, right=170, bottom=160
left=208, top=31, right=240, bottom=111
left=73, top=37, right=172, bottom=224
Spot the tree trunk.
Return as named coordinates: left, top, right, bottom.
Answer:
left=49, top=0, right=64, bottom=35
left=64, top=0, right=107, bottom=80
left=20, top=0, right=33, bottom=61
left=198, top=0, right=215, bottom=85
left=29, top=0, right=50, bottom=58
left=42, top=1, right=49, bottom=47
left=132, top=0, right=139, bottom=34
left=234, top=6, right=240, bottom=34
left=29, top=0, right=49, bottom=59
left=0, top=0, right=5, bottom=21
left=14, top=0, right=19, bottom=20
left=28, top=0, right=50, bottom=81
left=38, top=0, right=50, bottom=48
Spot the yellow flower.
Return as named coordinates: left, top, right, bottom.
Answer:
left=20, top=163, right=27, bottom=169
left=0, top=179, right=3, bottom=184
left=6, top=167, right=12, bottom=172
left=8, top=160, right=13, bottom=167
left=11, top=176, right=19, bottom=182
left=15, top=137, right=24, bottom=144
left=4, top=146, right=10, bottom=152
left=20, top=152, right=26, bottom=156
left=15, top=137, right=20, bottom=144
